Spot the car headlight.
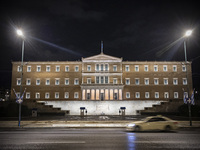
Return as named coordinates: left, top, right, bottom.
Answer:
left=128, top=124, right=135, bottom=127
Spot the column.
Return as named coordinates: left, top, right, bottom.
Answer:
left=82, top=89, right=85, bottom=100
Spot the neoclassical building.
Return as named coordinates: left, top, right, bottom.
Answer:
left=11, top=52, right=193, bottom=115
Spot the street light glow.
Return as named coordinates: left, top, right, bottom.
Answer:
left=16, top=29, right=23, bottom=36
left=185, top=30, right=192, bottom=37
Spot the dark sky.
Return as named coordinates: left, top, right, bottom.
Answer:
left=0, top=0, right=200, bottom=89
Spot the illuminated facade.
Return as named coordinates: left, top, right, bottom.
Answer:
left=11, top=52, right=193, bottom=115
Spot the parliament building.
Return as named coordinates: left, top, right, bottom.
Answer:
left=11, top=52, right=193, bottom=115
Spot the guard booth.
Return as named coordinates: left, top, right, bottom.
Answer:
left=80, top=107, right=87, bottom=116
left=32, top=108, right=37, bottom=117
left=119, top=107, right=126, bottom=116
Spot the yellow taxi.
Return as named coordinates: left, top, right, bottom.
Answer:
left=126, top=115, right=179, bottom=132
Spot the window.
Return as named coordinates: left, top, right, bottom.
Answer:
left=125, top=65, right=130, bottom=71
left=36, top=66, right=41, bottom=72
left=135, top=92, right=140, bottom=98
left=26, top=92, right=30, bottom=99
left=144, top=78, right=149, bottom=85
left=55, top=92, right=59, bottom=99
left=135, top=65, right=139, bottom=72
left=182, top=65, right=186, bottom=72
left=183, top=78, right=187, bottom=85
left=173, top=65, right=177, bottom=72
left=154, top=78, right=159, bottom=85
left=74, top=78, right=79, bottom=85
left=87, top=78, right=91, bottom=84
left=154, top=65, right=158, bottom=72
left=55, top=78, right=60, bottom=85
left=26, top=79, right=31, bottom=85
left=27, top=66, right=31, bottom=72
left=65, top=92, right=69, bottom=98
left=35, top=92, right=40, bottom=99
left=96, top=64, right=99, bottom=71
left=113, top=78, right=117, bottom=84
left=65, top=78, right=69, bottom=85
left=55, top=66, right=60, bottom=72
left=174, top=92, right=179, bottom=98
left=105, top=76, right=109, bottom=84
left=96, top=76, right=99, bottom=84
left=126, top=92, right=130, bottom=98
left=135, top=78, right=140, bottom=85
left=164, top=78, right=168, bottom=85
left=113, top=65, right=117, bottom=71
left=173, top=78, right=178, bottom=85
left=87, top=65, right=91, bottom=71
left=45, top=92, right=50, bottom=99
left=36, top=79, right=40, bottom=85
left=145, top=92, right=150, bottom=98
left=74, top=92, right=79, bottom=98
left=163, top=65, right=168, bottom=72
left=75, top=66, right=79, bottom=72
left=96, top=76, right=109, bottom=84
left=164, top=92, right=169, bottom=98
left=101, top=64, right=104, bottom=71
left=126, top=78, right=130, bottom=85
left=101, top=76, right=104, bottom=84
left=17, top=66, right=22, bottom=72
left=105, top=64, right=109, bottom=71
left=155, top=92, right=159, bottom=98
left=65, top=66, right=69, bottom=72
left=46, top=66, right=51, bottom=72
left=144, top=65, right=148, bottom=72
left=46, top=79, right=50, bottom=85
left=17, top=78, right=21, bottom=85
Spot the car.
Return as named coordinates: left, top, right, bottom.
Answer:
left=126, top=115, right=179, bottom=132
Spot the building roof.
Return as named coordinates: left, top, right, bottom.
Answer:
left=82, top=53, right=122, bottom=62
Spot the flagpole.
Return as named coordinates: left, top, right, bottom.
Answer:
left=184, top=38, right=192, bottom=126
left=19, top=39, right=24, bottom=127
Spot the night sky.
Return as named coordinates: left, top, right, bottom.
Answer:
left=0, top=0, right=200, bottom=90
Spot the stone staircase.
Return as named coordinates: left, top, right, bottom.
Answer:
left=23, top=100, right=66, bottom=116
left=139, top=99, right=183, bottom=115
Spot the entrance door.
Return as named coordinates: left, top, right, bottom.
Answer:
left=100, top=93, right=104, bottom=100
left=87, top=93, right=90, bottom=100
left=114, top=93, right=118, bottom=100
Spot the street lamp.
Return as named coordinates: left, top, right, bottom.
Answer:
left=16, top=29, right=25, bottom=127
left=183, top=29, right=192, bottom=126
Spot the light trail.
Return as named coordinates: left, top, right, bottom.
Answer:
left=30, top=36, right=81, bottom=56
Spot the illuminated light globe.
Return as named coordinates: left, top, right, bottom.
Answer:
left=185, top=30, right=192, bottom=37
left=17, top=29, right=23, bottom=36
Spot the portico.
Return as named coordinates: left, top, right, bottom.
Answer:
left=81, top=85, right=123, bottom=100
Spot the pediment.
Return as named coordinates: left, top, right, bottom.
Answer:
left=82, top=53, right=122, bottom=62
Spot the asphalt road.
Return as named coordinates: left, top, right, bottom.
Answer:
left=0, top=128, right=200, bottom=150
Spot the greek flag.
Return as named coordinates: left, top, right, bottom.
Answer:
left=191, top=89, right=195, bottom=105
left=13, top=88, right=26, bottom=104
left=183, top=92, right=188, bottom=104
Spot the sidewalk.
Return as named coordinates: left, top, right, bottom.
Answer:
left=0, top=120, right=200, bottom=128
left=0, top=115, right=200, bottom=128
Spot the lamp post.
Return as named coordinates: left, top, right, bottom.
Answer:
left=17, top=29, right=24, bottom=127
left=184, top=30, right=192, bottom=126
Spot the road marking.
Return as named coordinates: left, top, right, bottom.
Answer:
left=130, top=141, right=191, bottom=144
left=27, top=141, right=86, bottom=144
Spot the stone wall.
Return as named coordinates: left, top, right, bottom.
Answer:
left=43, top=100, right=164, bottom=115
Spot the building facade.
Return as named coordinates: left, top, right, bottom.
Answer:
left=11, top=52, right=193, bottom=115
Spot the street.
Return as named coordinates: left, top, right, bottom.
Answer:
left=0, top=128, right=200, bottom=150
